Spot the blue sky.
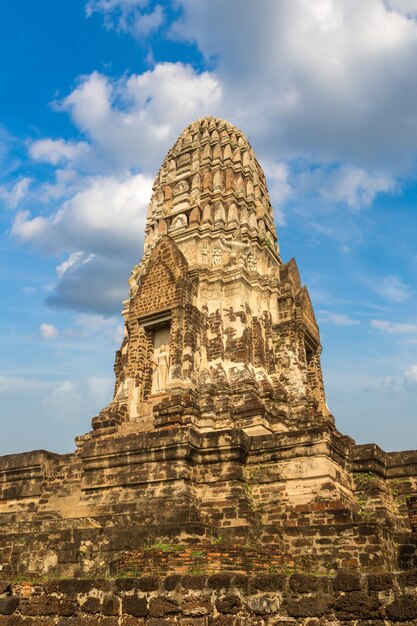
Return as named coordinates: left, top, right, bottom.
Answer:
left=1, top=0, right=416, bottom=454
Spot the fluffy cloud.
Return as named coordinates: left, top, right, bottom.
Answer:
left=173, top=0, right=417, bottom=172
left=318, top=310, right=361, bottom=326
left=0, top=177, right=31, bottom=209
left=371, top=319, right=417, bottom=332
left=86, top=0, right=165, bottom=38
left=364, top=363, right=417, bottom=394
left=30, top=139, right=90, bottom=166
left=58, top=65, right=222, bottom=173
left=297, top=165, right=395, bottom=209
left=40, top=323, right=59, bottom=339
left=47, top=253, right=130, bottom=315
left=262, top=162, right=291, bottom=224
left=12, top=173, right=152, bottom=314
left=363, top=375, right=401, bottom=394
left=385, top=0, right=417, bottom=16
left=72, top=313, right=124, bottom=343
left=13, top=173, right=152, bottom=256
left=372, top=275, right=412, bottom=302
left=404, top=363, right=417, bottom=385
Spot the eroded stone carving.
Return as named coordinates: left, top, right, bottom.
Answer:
left=170, top=213, right=187, bottom=231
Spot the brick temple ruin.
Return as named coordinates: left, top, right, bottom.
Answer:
left=1, top=117, right=416, bottom=624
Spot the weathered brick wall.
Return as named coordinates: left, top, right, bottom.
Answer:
left=1, top=427, right=416, bottom=579
left=1, top=570, right=417, bottom=625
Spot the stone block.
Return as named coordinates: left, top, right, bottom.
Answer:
left=58, top=600, right=78, bottom=617
left=20, top=596, right=61, bottom=616
left=122, top=618, right=146, bottom=626
left=284, top=594, right=331, bottom=618
left=137, top=575, right=159, bottom=591
left=99, top=618, right=118, bottom=626
left=208, top=616, right=236, bottom=626
left=215, top=595, right=241, bottom=614
left=181, top=575, right=207, bottom=590
left=398, top=570, right=417, bottom=588
left=207, top=574, right=233, bottom=590
left=333, top=569, right=361, bottom=592
left=180, top=619, right=207, bottom=626
left=230, top=574, right=249, bottom=592
left=164, top=575, right=182, bottom=591
left=252, top=574, right=286, bottom=591
left=367, top=573, right=394, bottom=591
left=149, top=596, right=180, bottom=617
left=122, top=595, right=148, bottom=617
left=81, top=596, right=101, bottom=614
left=115, top=578, right=138, bottom=592
left=147, top=619, right=179, bottom=626
left=386, top=595, right=417, bottom=621
left=0, top=617, right=25, bottom=626
left=289, top=573, right=324, bottom=593
left=56, top=619, right=93, bottom=626
left=333, top=591, right=380, bottom=620
left=57, top=579, right=94, bottom=594
left=0, top=597, right=19, bottom=615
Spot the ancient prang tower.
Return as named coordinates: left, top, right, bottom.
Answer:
left=1, top=117, right=416, bottom=595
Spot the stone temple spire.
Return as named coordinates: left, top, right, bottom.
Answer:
left=137, top=116, right=280, bottom=280
left=91, top=116, right=331, bottom=437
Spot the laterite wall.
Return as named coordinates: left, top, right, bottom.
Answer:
left=1, top=570, right=417, bottom=625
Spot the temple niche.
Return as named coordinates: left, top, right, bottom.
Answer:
left=151, top=326, right=170, bottom=394
left=0, top=117, right=415, bottom=585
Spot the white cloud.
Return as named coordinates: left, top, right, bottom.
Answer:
left=363, top=375, right=401, bottom=394
left=72, top=313, right=124, bottom=343
left=47, top=251, right=131, bottom=315
left=13, top=173, right=152, bottom=256
left=40, top=323, right=59, bottom=339
left=404, top=363, right=417, bottom=384
left=173, top=0, right=417, bottom=172
left=404, top=363, right=417, bottom=388
left=0, top=177, right=31, bottom=209
left=30, top=139, right=90, bottom=166
left=318, top=310, right=361, bottom=326
left=42, top=380, right=80, bottom=408
left=133, top=4, right=164, bottom=37
left=0, top=376, right=50, bottom=396
left=56, top=251, right=95, bottom=279
left=385, top=0, right=417, bottom=16
left=262, top=161, right=291, bottom=224
left=86, top=0, right=164, bottom=38
left=371, top=319, right=417, bottom=332
left=373, top=275, right=412, bottom=302
left=364, top=363, right=417, bottom=394
left=298, top=165, right=395, bottom=209
left=12, top=173, right=152, bottom=314
left=58, top=65, right=222, bottom=173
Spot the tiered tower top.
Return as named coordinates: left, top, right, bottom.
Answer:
left=138, top=116, right=280, bottom=277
